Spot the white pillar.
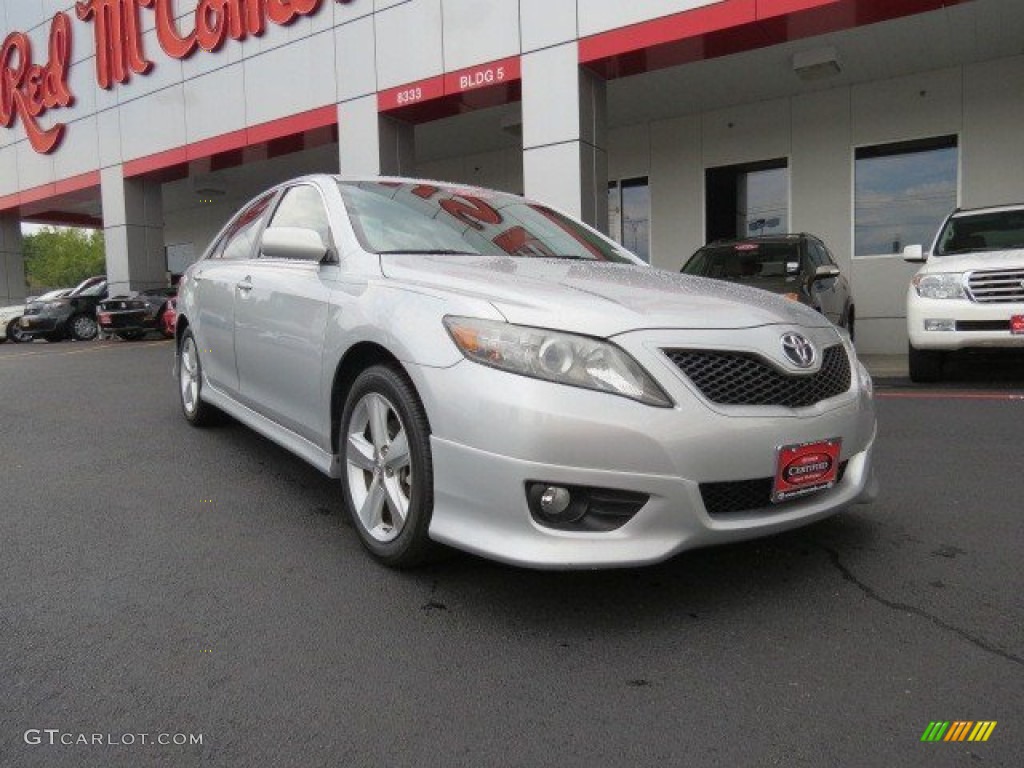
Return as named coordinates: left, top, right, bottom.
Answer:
left=521, top=44, right=608, bottom=230
left=0, top=214, right=26, bottom=303
left=100, top=167, right=166, bottom=296
left=338, top=96, right=415, bottom=177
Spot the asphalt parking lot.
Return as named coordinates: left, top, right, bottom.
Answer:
left=1, top=339, right=1022, bottom=767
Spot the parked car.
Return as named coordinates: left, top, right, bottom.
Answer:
left=97, top=287, right=177, bottom=340
left=19, top=276, right=107, bottom=341
left=904, top=204, right=1024, bottom=382
left=176, top=176, right=877, bottom=569
left=0, top=288, right=70, bottom=343
left=0, top=301, right=27, bottom=343
left=681, top=234, right=855, bottom=339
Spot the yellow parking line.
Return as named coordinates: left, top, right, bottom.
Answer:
left=1, top=339, right=173, bottom=360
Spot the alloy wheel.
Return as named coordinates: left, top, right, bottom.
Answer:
left=344, top=392, right=413, bottom=543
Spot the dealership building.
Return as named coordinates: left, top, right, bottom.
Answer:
left=2, top=0, right=1023, bottom=352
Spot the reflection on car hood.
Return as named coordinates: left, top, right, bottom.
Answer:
left=380, top=255, right=829, bottom=335
left=923, top=248, right=1024, bottom=274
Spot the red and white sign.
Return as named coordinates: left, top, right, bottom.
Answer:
left=0, top=13, right=74, bottom=154
left=378, top=55, right=521, bottom=114
left=1, top=0, right=352, bottom=155
left=772, top=438, right=841, bottom=503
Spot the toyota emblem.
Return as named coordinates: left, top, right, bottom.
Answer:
left=781, top=333, right=816, bottom=368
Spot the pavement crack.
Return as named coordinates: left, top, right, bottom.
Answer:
left=821, top=546, right=1023, bottom=668
left=421, top=579, right=448, bottom=612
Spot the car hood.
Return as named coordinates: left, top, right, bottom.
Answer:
left=379, top=255, right=829, bottom=336
left=922, top=249, right=1024, bottom=273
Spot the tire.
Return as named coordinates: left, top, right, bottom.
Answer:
left=845, top=308, right=855, bottom=343
left=339, top=365, right=434, bottom=568
left=909, top=343, right=944, bottom=383
left=178, top=329, right=220, bottom=426
left=68, top=313, right=98, bottom=341
left=6, top=319, right=30, bottom=343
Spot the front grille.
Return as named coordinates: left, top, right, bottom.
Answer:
left=701, top=462, right=848, bottom=517
left=968, top=269, right=1024, bottom=303
left=663, top=345, right=851, bottom=407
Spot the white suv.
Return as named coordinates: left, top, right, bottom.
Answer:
left=904, top=204, right=1024, bottom=382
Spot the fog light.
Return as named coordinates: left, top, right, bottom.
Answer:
left=924, top=319, right=955, bottom=332
left=539, top=486, right=571, bottom=516
left=526, top=482, right=648, bottom=531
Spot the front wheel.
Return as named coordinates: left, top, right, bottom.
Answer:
left=68, top=313, right=98, bottom=341
left=178, top=329, right=219, bottom=426
left=6, top=319, right=30, bottom=343
left=339, top=365, right=434, bottom=568
left=909, top=343, right=944, bottom=383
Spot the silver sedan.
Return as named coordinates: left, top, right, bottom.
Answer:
left=175, top=176, right=877, bottom=569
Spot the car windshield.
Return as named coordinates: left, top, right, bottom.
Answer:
left=935, top=210, right=1024, bottom=255
left=682, top=242, right=800, bottom=280
left=69, top=276, right=107, bottom=297
left=336, top=181, right=639, bottom=263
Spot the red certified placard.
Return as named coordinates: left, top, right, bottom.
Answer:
left=772, top=438, right=841, bottom=503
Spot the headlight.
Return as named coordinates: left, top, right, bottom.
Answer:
left=857, top=361, right=873, bottom=399
left=912, top=273, right=966, bottom=299
left=444, top=316, right=673, bottom=407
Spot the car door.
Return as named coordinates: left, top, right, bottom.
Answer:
left=233, top=183, right=334, bottom=443
left=192, top=191, right=277, bottom=396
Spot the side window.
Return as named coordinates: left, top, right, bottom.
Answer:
left=808, top=241, right=828, bottom=268
left=267, top=185, right=332, bottom=250
left=218, top=192, right=275, bottom=261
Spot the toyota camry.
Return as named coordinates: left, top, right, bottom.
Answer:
left=174, top=176, right=877, bottom=569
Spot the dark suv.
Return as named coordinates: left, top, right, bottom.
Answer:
left=19, top=276, right=108, bottom=341
left=682, top=234, right=855, bottom=339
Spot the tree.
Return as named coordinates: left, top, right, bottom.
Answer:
left=23, top=227, right=106, bottom=290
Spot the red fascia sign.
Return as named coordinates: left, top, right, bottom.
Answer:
left=2, top=0, right=354, bottom=155
left=378, top=56, right=521, bottom=114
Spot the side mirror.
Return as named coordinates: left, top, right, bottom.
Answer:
left=808, top=264, right=840, bottom=288
left=261, top=226, right=328, bottom=261
left=902, top=244, right=926, bottom=263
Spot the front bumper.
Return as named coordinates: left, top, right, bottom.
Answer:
left=19, top=315, right=63, bottom=336
left=907, top=293, right=1024, bottom=350
left=407, top=326, right=877, bottom=569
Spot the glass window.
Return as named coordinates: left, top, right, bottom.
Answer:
left=607, top=177, right=650, bottom=263
left=338, top=181, right=640, bottom=264
left=268, top=184, right=332, bottom=249
left=705, top=160, right=788, bottom=242
left=217, top=192, right=275, bottom=261
left=854, top=136, right=958, bottom=256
